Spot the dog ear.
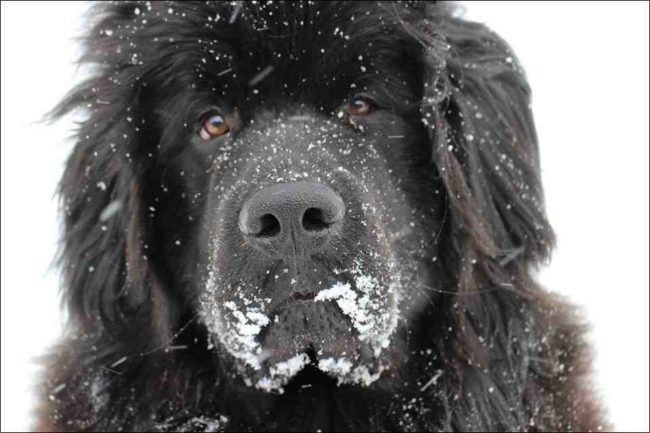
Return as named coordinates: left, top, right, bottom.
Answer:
left=420, top=9, right=554, bottom=268
left=54, top=93, right=145, bottom=334
left=51, top=5, right=179, bottom=343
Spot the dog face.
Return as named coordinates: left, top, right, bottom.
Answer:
left=135, top=3, right=442, bottom=390
left=198, top=110, right=436, bottom=391
left=56, top=0, right=552, bottom=399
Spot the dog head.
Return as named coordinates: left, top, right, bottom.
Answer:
left=56, top=1, right=552, bottom=394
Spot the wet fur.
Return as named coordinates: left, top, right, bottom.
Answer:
left=37, top=2, right=607, bottom=431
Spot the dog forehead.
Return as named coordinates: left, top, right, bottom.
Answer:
left=192, top=4, right=410, bottom=78
left=103, top=2, right=422, bottom=108
left=220, top=8, right=397, bottom=81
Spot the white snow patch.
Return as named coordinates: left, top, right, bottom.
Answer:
left=314, top=281, right=352, bottom=302
left=350, top=365, right=384, bottom=386
left=255, top=353, right=310, bottom=393
left=317, top=357, right=353, bottom=376
left=238, top=323, right=263, bottom=336
left=200, top=273, right=270, bottom=369
left=354, top=274, right=376, bottom=292
left=270, top=353, right=310, bottom=378
left=313, top=275, right=386, bottom=340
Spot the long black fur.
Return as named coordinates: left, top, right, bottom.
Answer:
left=37, top=2, right=608, bottom=431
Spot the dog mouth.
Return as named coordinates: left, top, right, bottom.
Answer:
left=249, top=318, right=389, bottom=394
left=203, top=265, right=398, bottom=393
left=289, top=291, right=317, bottom=302
left=250, top=339, right=387, bottom=393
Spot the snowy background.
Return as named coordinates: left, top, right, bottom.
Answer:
left=1, top=2, right=648, bottom=431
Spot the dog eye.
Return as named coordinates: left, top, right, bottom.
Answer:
left=346, top=96, right=375, bottom=116
left=199, top=113, right=230, bottom=140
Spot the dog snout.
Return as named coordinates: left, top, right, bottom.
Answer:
left=239, top=181, right=345, bottom=257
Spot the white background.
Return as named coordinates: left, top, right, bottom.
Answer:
left=2, top=2, right=648, bottom=431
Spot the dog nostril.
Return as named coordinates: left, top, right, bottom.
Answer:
left=258, top=214, right=281, bottom=237
left=239, top=182, right=345, bottom=256
left=302, top=208, right=329, bottom=232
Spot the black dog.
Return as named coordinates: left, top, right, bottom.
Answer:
left=38, top=2, right=607, bottom=431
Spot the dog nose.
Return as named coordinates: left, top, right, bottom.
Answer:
left=239, top=182, right=345, bottom=257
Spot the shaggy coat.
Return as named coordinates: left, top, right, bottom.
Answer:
left=38, top=2, right=607, bottom=431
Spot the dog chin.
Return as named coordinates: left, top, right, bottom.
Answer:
left=241, top=334, right=391, bottom=394
left=211, top=297, right=398, bottom=393
left=203, top=258, right=401, bottom=392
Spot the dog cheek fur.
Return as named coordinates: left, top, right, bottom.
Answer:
left=35, top=2, right=609, bottom=432
left=415, top=7, right=607, bottom=431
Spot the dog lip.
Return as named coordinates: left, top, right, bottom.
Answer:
left=262, top=291, right=319, bottom=321
left=290, top=291, right=316, bottom=302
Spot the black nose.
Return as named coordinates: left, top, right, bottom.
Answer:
left=239, top=182, right=345, bottom=257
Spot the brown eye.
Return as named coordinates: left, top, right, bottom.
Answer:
left=199, top=113, right=230, bottom=140
left=346, top=96, right=374, bottom=116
